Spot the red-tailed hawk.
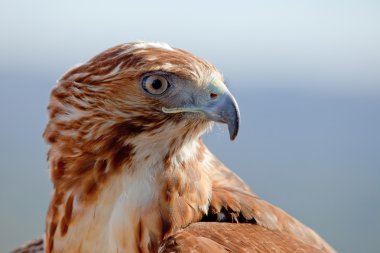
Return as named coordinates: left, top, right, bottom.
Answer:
left=14, top=42, right=336, bottom=253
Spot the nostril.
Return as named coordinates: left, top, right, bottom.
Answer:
left=210, top=93, right=218, bottom=99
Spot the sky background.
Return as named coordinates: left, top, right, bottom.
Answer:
left=0, top=1, right=379, bottom=252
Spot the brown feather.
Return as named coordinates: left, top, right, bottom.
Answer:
left=160, top=222, right=327, bottom=253
left=11, top=238, right=44, bottom=253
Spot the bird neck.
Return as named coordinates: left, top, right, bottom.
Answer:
left=45, top=135, right=213, bottom=253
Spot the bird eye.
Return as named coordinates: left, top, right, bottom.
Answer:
left=142, top=75, right=170, bottom=95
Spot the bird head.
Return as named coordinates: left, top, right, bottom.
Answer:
left=44, top=42, right=239, bottom=158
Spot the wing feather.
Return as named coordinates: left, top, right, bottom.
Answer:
left=160, top=222, right=327, bottom=253
left=11, top=238, right=44, bottom=253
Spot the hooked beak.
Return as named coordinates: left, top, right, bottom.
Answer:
left=201, top=91, right=240, bottom=140
left=162, top=83, right=240, bottom=140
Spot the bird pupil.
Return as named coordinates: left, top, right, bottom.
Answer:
left=152, top=79, right=162, bottom=89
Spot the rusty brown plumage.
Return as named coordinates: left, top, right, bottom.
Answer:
left=161, top=223, right=327, bottom=253
left=14, top=42, right=335, bottom=253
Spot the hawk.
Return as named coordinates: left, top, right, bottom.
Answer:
left=14, top=42, right=336, bottom=253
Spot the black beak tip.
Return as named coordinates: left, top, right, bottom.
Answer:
left=228, top=110, right=240, bottom=141
left=229, top=132, right=237, bottom=141
left=228, top=121, right=239, bottom=141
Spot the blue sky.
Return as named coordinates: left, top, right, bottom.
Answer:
left=1, top=1, right=379, bottom=94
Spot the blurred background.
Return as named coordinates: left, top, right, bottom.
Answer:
left=0, top=1, right=379, bottom=252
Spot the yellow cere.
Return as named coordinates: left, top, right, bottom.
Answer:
left=208, top=76, right=227, bottom=95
